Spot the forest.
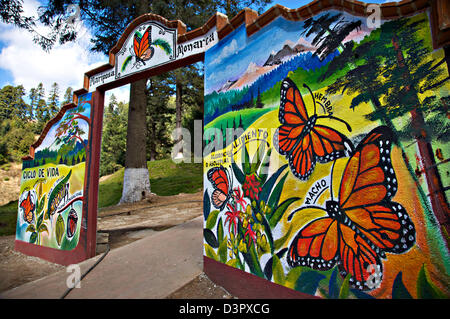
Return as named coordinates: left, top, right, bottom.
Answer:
left=0, top=63, right=204, bottom=177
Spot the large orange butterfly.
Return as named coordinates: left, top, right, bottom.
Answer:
left=20, top=191, right=35, bottom=224
left=207, top=166, right=232, bottom=211
left=275, top=77, right=353, bottom=181
left=134, top=26, right=154, bottom=65
left=286, top=126, right=416, bottom=291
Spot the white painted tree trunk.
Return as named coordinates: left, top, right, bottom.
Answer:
left=119, top=168, right=152, bottom=204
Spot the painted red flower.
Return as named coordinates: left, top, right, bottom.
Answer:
left=244, top=223, right=257, bottom=247
left=233, top=187, right=247, bottom=209
left=225, top=202, right=241, bottom=234
left=242, top=173, right=262, bottom=200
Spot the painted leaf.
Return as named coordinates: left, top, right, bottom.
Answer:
left=392, top=272, right=413, bottom=299
left=328, top=268, right=340, bottom=299
left=258, top=148, right=272, bottom=184
left=206, top=210, right=219, bottom=230
left=218, top=236, right=228, bottom=263
left=55, top=214, right=65, bottom=246
left=216, top=217, right=224, bottom=244
left=203, top=190, right=211, bottom=220
left=26, top=224, right=36, bottom=233
left=29, top=232, right=37, bottom=244
left=295, top=271, right=326, bottom=295
left=36, top=212, right=43, bottom=229
left=271, top=255, right=285, bottom=285
left=269, top=197, right=300, bottom=228
left=250, top=143, right=266, bottom=174
left=259, top=164, right=288, bottom=205
left=267, top=173, right=288, bottom=209
left=263, top=248, right=288, bottom=281
left=241, top=241, right=264, bottom=278
left=231, top=162, right=245, bottom=185
left=339, top=274, right=351, bottom=299
left=417, top=265, right=447, bottom=299
left=121, top=56, right=133, bottom=72
left=204, top=228, right=219, bottom=248
left=226, top=259, right=238, bottom=268
left=152, top=38, right=172, bottom=55
left=285, top=267, right=304, bottom=290
left=37, top=194, right=46, bottom=214
left=38, top=223, right=48, bottom=234
left=242, top=145, right=251, bottom=175
left=350, top=289, right=375, bottom=299
left=204, top=243, right=218, bottom=260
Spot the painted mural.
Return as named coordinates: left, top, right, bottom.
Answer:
left=115, top=22, right=176, bottom=79
left=16, top=93, right=91, bottom=250
left=203, top=10, right=450, bottom=299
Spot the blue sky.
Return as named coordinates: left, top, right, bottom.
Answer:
left=0, top=0, right=396, bottom=103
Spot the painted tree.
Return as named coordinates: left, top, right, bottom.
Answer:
left=379, top=18, right=449, bottom=234
left=54, top=94, right=91, bottom=156
left=301, top=12, right=361, bottom=61
left=323, top=16, right=449, bottom=235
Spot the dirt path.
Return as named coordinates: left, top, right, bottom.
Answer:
left=0, top=191, right=233, bottom=298
left=0, top=162, right=22, bottom=206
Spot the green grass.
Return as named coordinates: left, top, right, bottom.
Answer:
left=0, top=158, right=203, bottom=236
left=204, top=108, right=273, bottom=132
left=0, top=200, right=18, bottom=236
left=98, top=159, right=203, bottom=207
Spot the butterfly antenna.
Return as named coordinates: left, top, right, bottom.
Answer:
left=287, top=205, right=327, bottom=221
left=303, top=83, right=316, bottom=116
left=330, top=160, right=337, bottom=201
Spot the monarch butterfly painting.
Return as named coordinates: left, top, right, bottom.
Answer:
left=287, top=126, right=416, bottom=291
left=66, top=208, right=78, bottom=239
left=121, top=26, right=173, bottom=72
left=20, top=191, right=35, bottom=224
left=274, top=77, right=353, bottom=181
left=207, top=165, right=233, bottom=211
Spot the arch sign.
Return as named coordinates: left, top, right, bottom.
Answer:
left=15, top=0, right=450, bottom=299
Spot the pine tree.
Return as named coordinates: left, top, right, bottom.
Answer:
left=47, top=82, right=60, bottom=119
left=62, top=87, right=73, bottom=105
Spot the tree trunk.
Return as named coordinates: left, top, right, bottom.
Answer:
left=119, top=78, right=151, bottom=203
left=391, top=35, right=450, bottom=235
left=174, top=77, right=184, bottom=159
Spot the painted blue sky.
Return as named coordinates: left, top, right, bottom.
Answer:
left=204, top=8, right=374, bottom=94
left=0, top=0, right=397, bottom=101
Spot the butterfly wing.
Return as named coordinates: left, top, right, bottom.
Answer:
left=275, top=78, right=309, bottom=156
left=276, top=78, right=317, bottom=180
left=338, top=126, right=415, bottom=256
left=287, top=217, right=340, bottom=270
left=20, top=192, right=35, bottom=223
left=134, top=26, right=151, bottom=60
left=338, top=222, right=383, bottom=290
left=207, top=166, right=231, bottom=210
left=310, top=125, right=353, bottom=164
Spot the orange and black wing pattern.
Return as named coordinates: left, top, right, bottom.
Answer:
left=20, top=191, right=35, bottom=224
left=134, top=26, right=152, bottom=61
left=275, top=78, right=352, bottom=181
left=287, top=126, right=415, bottom=290
left=207, top=166, right=232, bottom=210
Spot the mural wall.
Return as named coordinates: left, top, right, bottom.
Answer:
left=203, top=10, right=450, bottom=298
left=16, top=93, right=91, bottom=250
